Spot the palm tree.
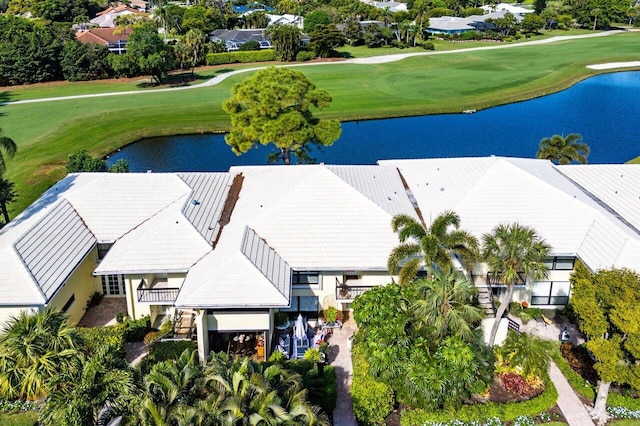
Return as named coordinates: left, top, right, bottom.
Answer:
left=499, top=331, right=553, bottom=378
left=591, top=7, right=602, bottom=30
left=203, top=353, right=329, bottom=425
left=40, top=346, right=136, bottom=426
left=0, top=128, right=17, bottom=175
left=0, top=307, right=82, bottom=400
left=388, top=211, right=479, bottom=286
left=184, top=29, right=205, bottom=75
left=0, top=177, right=16, bottom=225
left=627, top=6, right=639, bottom=28
left=482, top=223, right=550, bottom=346
left=411, top=269, right=485, bottom=345
left=139, top=349, right=201, bottom=425
left=536, top=133, right=590, bottom=165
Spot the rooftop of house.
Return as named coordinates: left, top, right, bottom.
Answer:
left=3, top=158, right=640, bottom=309
left=76, top=28, right=132, bottom=45
left=91, top=5, right=147, bottom=28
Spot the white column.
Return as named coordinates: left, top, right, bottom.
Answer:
left=195, top=309, right=209, bottom=364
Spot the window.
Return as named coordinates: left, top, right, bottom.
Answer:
left=280, top=296, right=319, bottom=318
left=543, top=256, right=575, bottom=271
left=292, top=271, right=319, bottom=286
left=97, top=243, right=113, bottom=262
left=101, top=274, right=125, bottom=295
left=343, top=272, right=360, bottom=282
left=62, top=294, right=75, bottom=312
left=531, top=281, right=570, bottom=305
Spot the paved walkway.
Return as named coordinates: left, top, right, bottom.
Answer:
left=1, top=30, right=626, bottom=107
left=77, top=297, right=127, bottom=327
left=520, top=314, right=594, bottom=426
left=328, top=319, right=358, bottom=426
left=549, top=361, right=595, bottom=426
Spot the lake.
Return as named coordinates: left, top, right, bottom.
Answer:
left=108, top=71, right=640, bottom=172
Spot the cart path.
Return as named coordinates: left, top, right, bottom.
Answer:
left=0, top=30, right=628, bottom=106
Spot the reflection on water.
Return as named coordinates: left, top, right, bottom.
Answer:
left=108, top=72, right=640, bottom=172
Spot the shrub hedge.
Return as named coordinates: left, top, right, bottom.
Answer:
left=351, top=346, right=394, bottom=425
left=296, top=51, right=316, bottom=61
left=120, top=316, right=151, bottom=342
left=205, top=50, right=276, bottom=65
left=401, top=374, right=557, bottom=425
left=78, top=325, right=126, bottom=357
left=322, top=365, right=338, bottom=414
left=148, top=340, right=196, bottom=363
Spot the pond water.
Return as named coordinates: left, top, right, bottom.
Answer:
left=108, top=71, right=640, bottom=172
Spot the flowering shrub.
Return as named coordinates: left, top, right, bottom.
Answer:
left=512, top=415, right=535, bottom=426
left=608, top=406, right=640, bottom=419
left=538, top=412, right=551, bottom=422
left=499, top=373, right=535, bottom=398
left=0, top=399, right=39, bottom=412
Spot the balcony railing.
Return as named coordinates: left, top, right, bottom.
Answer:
left=335, top=278, right=379, bottom=300
left=137, top=280, right=179, bottom=303
left=486, top=272, right=525, bottom=287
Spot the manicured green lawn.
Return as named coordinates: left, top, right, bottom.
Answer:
left=0, top=64, right=264, bottom=102
left=2, top=32, right=640, bottom=215
left=0, top=411, right=38, bottom=426
left=612, top=420, right=640, bottom=425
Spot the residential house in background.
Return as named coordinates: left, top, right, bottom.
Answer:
left=427, top=16, right=475, bottom=35
left=210, top=28, right=310, bottom=51
left=76, top=28, right=132, bottom=54
left=2, top=158, right=640, bottom=359
left=91, top=4, right=148, bottom=28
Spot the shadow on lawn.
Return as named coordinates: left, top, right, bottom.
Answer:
left=135, top=70, right=221, bottom=88
left=0, top=91, right=16, bottom=110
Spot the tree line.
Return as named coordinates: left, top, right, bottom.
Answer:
left=2, top=0, right=638, bottom=86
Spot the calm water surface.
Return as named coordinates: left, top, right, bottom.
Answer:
left=108, top=71, right=640, bottom=172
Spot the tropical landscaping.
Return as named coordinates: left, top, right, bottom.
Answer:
left=0, top=307, right=336, bottom=425
left=3, top=1, right=640, bottom=425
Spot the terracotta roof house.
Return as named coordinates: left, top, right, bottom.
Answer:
left=91, top=4, right=148, bottom=28
left=76, top=28, right=132, bottom=54
left=2, top=158, right=640, bottom=359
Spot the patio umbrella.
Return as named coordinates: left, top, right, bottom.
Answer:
left=294, top=314, right=306, bottom=341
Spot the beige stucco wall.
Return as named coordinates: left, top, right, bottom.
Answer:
left=206, top=311, right=270, bottom=332
left=124, top=272, right=186, bottom=321
left=49, top=250, right=102, bottom=325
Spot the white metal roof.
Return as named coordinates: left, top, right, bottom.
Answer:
left=14, top=200, right=96, bottom=300
left=241, top=227, right=291, bottom=300
left=94, top=196, right=212, bottom=275
left=381, top=157, right=640, bottom=272
left=177, top=164, right=411, bottom=307
left=178, top=172, right=236, bottom=245
left=326, top=165, right=418, bottom=218
left=246, top=166, right=403, bottom=270
left=558, top=165, right=640, bottom=235
left=63, top=173, right=191, bottom=242
left=7, top=159, right=640, bottom=310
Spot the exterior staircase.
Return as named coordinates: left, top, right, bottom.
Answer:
left=173, top=309, right=197, bottom=340
left=476, top=283, right=495, bottom=317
